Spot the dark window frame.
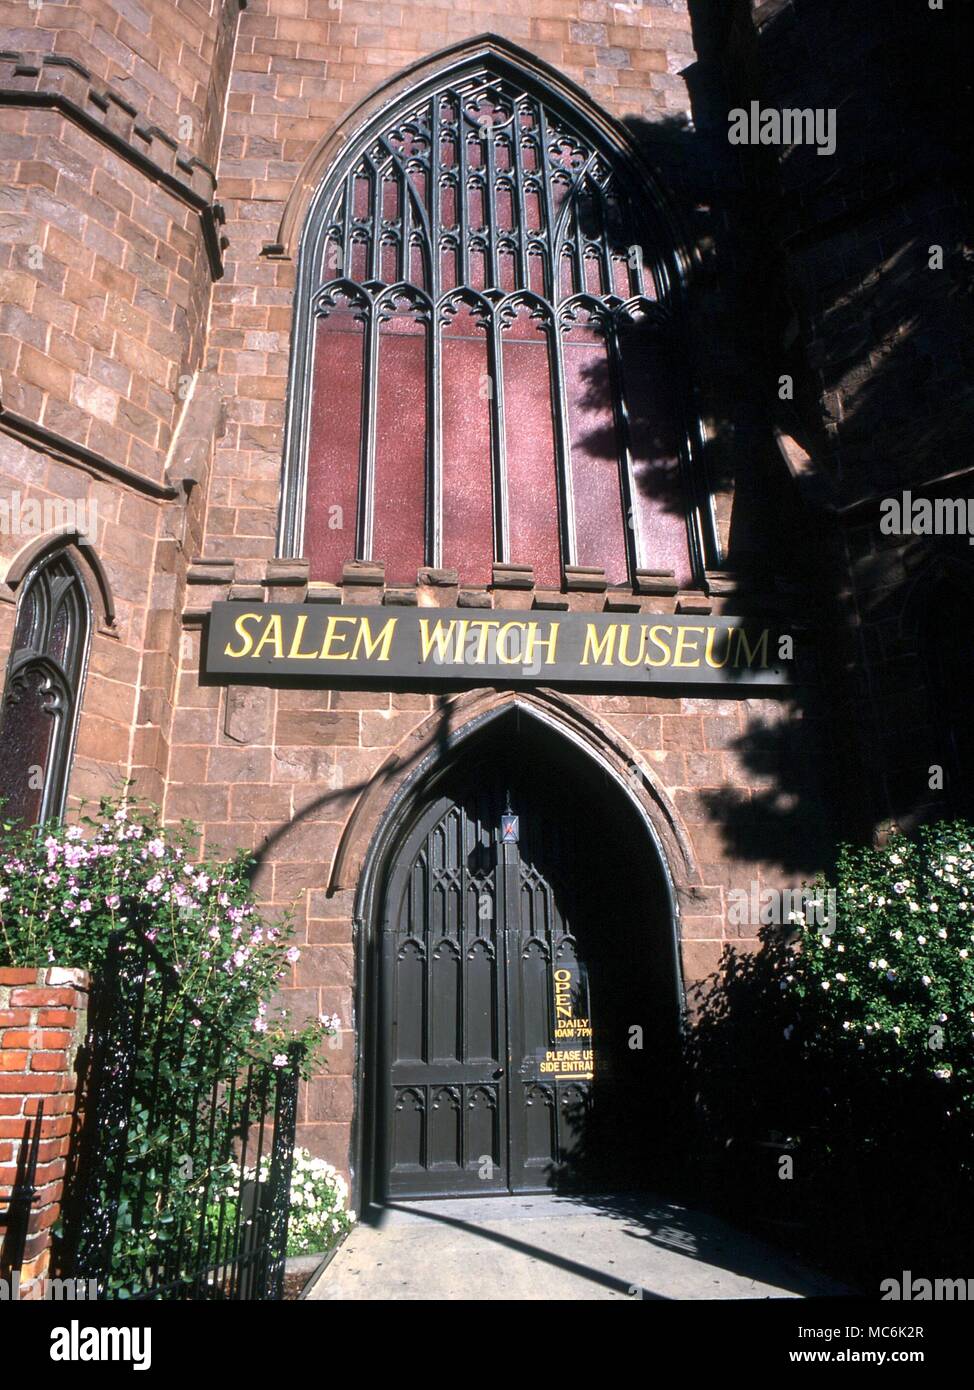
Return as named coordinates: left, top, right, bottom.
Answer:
left=0, top=548, right=91, bottom=827
left=278, top=48, right=720, bottom=586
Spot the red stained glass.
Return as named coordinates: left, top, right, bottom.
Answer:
left=440, top=243, right=458, bottom=290
left=322, top=235, right=343, bottom=280
left=584, top=253, right=603, bottom=296
left=562, top=320, right=628, bottom=584
left=440, top=180, right=457, bottom=229
left=498, top=246, right=516, bottom=292
left=469, top=244, right=486, bottom=290
left=619, top=329, right=692, bottom=586
left=372, top=305, right=428, bottom=583
left=350, top=235, right=369, bottom=281
left=381, top=237, right=398, bottom=284
left=528, top=249, right=547, bottom=297
left=298, top=72, right=690, bottom=597
left=496, top=185, right=514, bottom=232
left=502, top=305, right=561, bottom=587
left=468, top=183, right=485, bottom=231
left=352, top=172, right=371, bottom=219
left=551, top=174, right=571, bottom=215
left=612, top=253, right=632, bottom=298
left=441, top=301, right=494, bottom=584
left=408, top=166, right=427, bottom=209
left=305, top=309, right=365, bottom=582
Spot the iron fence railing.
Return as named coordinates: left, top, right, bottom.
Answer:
left=60, top=930, right=302, bottom=1300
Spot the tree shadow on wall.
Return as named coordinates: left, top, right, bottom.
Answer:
left=572, top=0, right=974, bottom=863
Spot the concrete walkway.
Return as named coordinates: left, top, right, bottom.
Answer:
left=307, top=1192, right=847, bottom=1301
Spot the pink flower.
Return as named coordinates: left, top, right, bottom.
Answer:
left=106, top=894, right=121, bottom=909
left=148, top=839, right=165, bottom=858
left=286, top=946, right=300, bottom=964
left=272, top=1054, right=288, bottom=1068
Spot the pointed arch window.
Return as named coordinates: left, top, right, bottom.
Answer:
left=282, top=57, right=711, bottom=589
left=0, top=551, right=90, bottom=826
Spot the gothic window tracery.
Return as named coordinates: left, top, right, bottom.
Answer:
left=0, top=551, right=89, bottom=826
left=283, top=60, right=706, bottom=589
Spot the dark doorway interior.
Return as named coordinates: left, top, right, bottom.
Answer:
left=371, top=713, right=684, bottom=1201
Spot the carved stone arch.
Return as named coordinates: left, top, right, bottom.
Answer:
left=333, top=685, right=698, bottom=913
left=3, top=530, right=114, bottom=632
left=349, top=684, right=691, bottom=1210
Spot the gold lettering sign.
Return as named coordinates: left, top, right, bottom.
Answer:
left=208, top=604, right=793, bottom=688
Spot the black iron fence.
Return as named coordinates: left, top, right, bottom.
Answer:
left=60, top=930, right=302, bottom=1300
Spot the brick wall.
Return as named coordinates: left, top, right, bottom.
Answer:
left=0, top=966, right=89, bottom=1298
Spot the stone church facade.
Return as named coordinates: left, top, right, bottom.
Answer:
left=0, top=0, right=969, bottom=1204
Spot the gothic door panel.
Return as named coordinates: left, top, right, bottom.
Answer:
left=379, top=769, right=592, bottom=1198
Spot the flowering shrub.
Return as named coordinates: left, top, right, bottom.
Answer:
left=227, top=1148, right=354, bottom=1257
left=786, top=820, right=974, bottom=1123
left=0, top=795, right=340, bottom=1292
left=0, top=796, right=336, bottom=1067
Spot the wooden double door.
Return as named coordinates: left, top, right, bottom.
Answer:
left=378, top=764, right=598, bottom=1197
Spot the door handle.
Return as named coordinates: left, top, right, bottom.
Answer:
left=492, top=1067, right=505, bottom=1079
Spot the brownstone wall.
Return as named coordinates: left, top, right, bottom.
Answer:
left=0, top=1, right=241, bottom=811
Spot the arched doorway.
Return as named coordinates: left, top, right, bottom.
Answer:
left=361, top=707, right=684, bottom=1203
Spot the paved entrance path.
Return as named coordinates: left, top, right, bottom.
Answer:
left=306, top=1193, right=847, bottom=1300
